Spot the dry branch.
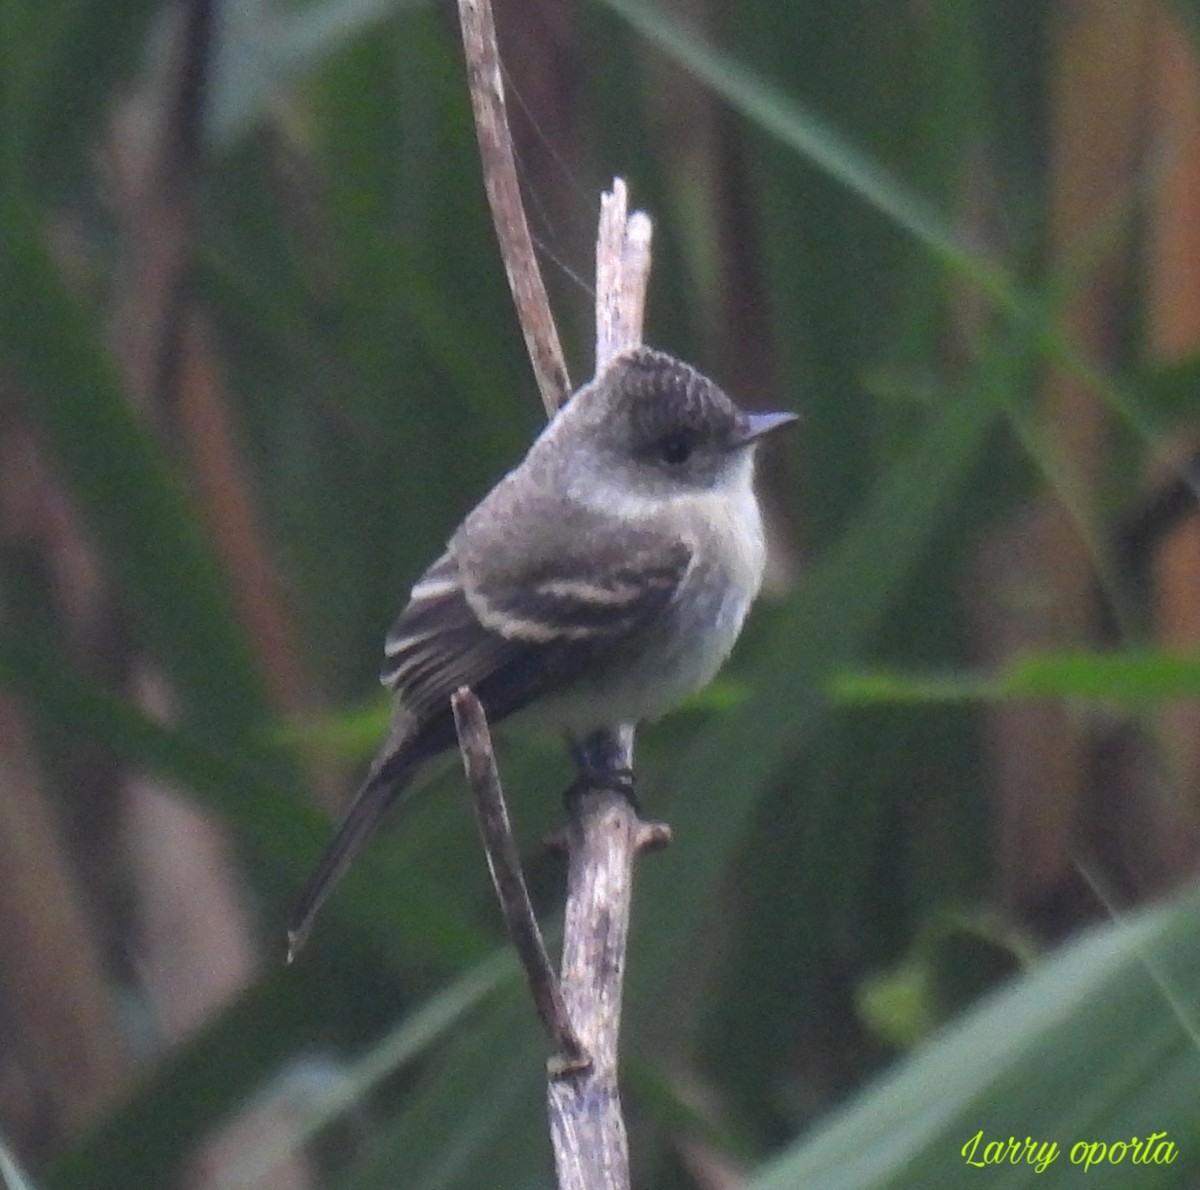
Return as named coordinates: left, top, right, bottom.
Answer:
left=457, top=0, right=571, bottom=415
left=539, top=187, right=662, bottom=1190
left=451, top=688, right=588, bottom=1073
left=595, top=180, right=654, bottom=369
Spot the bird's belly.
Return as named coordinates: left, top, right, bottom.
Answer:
left=544, top=566, right=753, bottom=732
left=532, top=481, right=766, bottom=734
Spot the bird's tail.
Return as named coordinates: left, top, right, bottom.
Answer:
left=286, top=749, right=420, bottom=962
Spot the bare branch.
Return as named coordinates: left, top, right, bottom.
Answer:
left=451, top=688, right=589, bottom=1073
left=547, top=780, right=671, bottom=1190
left=457, top=0, right=571, bottom=415
left=541, top=197, right=662, bottom=1190
left=596, top=180, right=654, bottom=368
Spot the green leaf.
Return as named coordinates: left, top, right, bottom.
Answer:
left=597, top=0, right=1010, bottom=298
left=834, top=649, right=1200, bottom=707
left=0, top=0, right=161, bottom=200
left=750, top=887, right=1200, bottom=1189
left=0, top=200, right=272, bottom=748
left=0, top=1134, right=38, bottom=1190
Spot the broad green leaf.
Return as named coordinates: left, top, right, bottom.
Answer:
left=750, top=887, right=1200, bottom=1189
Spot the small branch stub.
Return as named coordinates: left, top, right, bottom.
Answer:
left=596, top=180, right=653, bottom=369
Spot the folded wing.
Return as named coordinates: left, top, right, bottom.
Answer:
left=381, top=519, right=692, bottom=738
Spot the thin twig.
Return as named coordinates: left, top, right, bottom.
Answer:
left=456, top=0, right=571, bottom=415
left=451, top=688, right=589, bottom=1073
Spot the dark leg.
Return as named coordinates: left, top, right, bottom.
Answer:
left=567, top=726, right=639, bottom=811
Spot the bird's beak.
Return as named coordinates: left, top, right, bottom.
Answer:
left=734, top=410, right=800, bottom=446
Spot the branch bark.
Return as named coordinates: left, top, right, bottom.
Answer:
left=547, top=736, right=671, bottom=1190
left=541, top=189, right=663, bottom=1189
left=451, top=687, right=588, bottom=1073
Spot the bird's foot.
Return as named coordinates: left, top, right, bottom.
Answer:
left=564, top=763, right=640, bottom=813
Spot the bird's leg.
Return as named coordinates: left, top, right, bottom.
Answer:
left=567, top=726, right=639, bottom=812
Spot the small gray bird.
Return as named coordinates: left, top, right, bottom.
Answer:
left=288, top=347, right=795, bottom=958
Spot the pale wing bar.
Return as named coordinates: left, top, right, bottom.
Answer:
left=379, top=537, right=691, bottom=733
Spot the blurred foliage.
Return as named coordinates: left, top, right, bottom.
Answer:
left=837, top=648, right=1200, bottom=706
left=2, top=0, right=1200, bottom=1188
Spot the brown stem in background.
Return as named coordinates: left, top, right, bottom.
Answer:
left=106, top=3, right=321, bottom=1186
left=0, top=703, right=131, bottom=1134
left=110, top=0, right=333, bottom=806
left=977, top=0, right=1153, bottom=930
left=0, top=415, right=132, bottom=1141
left=1145, top=10, right=1200, bottom=877
left=173, top=316, right=339, bottom=807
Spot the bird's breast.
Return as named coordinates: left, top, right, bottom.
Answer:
left=548, top=479, right=766, bottom=730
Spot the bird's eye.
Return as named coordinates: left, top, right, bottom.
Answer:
left=658, top=435, right=692, bottom=465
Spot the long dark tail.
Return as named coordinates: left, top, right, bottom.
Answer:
left=286, top=750, right=420, bottom=962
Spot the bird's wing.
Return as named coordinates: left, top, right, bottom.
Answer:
left=381, top=514, right=692, bottom=735
left=289, top=509, right=690, bottom=959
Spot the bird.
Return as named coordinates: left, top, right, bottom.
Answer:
left=287, top=346, right=796, bottom=959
